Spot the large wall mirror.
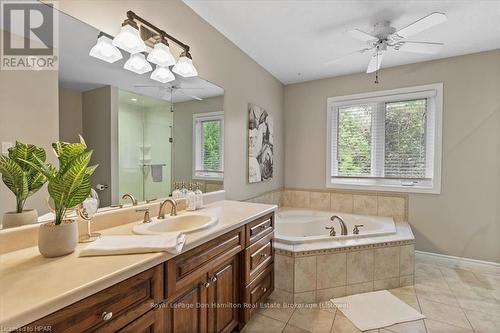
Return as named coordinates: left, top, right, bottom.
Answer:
left=0, top=5, right=224, bottom=229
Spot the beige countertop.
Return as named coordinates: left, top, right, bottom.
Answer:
left=0, top=200, right=277, bottom=331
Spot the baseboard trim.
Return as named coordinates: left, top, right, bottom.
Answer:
left=416, top=250, right=500, bottom=268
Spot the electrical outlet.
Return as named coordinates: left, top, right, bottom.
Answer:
left=2, top=142, right=13, bottom=154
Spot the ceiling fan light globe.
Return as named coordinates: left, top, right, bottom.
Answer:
left=113, top=24, right=146, bottom=54
left=172, top=56, right=198, bottom=77
left=150, top=65, right=175, bottom=83
left=124, top=53, right=153, bottom=74
left=147, top=43, right=176, bottom=67
left=89, top=35, right=123, bottom=63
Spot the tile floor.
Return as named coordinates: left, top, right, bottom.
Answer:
left=242, top=254, right=500, bottom=333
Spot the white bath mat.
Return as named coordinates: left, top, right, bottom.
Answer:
left=331, top=290, right=425, bottom=331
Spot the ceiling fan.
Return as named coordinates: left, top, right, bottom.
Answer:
left=134, top=84, right=204, bottom=101
left=328, top=12, right=447, bottom=74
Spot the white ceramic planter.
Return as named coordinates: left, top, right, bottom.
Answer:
left=38, top=219, right=78, bottom=258
left=2, top=209, right=38, bottom=229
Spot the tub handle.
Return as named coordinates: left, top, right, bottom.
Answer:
left=353, top=224, right=364, bottom=235
left=325, top=226, right=336, bottom=236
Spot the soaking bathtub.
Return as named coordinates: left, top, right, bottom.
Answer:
left=272, top=208, right=416, bottom=304
left=275, top=208, right=397, bottom=244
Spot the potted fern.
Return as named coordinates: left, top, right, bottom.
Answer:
left=26, top=136, right=98, bottom=257
left=0, top=142, right=48, bottom=228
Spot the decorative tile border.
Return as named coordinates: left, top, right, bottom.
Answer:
left=275, top=239, right=415, bottom=257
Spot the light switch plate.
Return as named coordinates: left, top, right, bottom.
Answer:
left=2, top=142, right=13, bottom=154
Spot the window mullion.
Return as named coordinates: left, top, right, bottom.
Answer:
left=371, top=102, right=385, bottom=177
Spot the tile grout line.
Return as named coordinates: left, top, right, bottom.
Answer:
left=416, top=264, right=476, bottom=332
left=436, top=266, right=477, bottom=332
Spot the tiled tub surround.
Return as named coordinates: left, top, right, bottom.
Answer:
left=274, top=241, right=416, bottom=304
left=246, top=188, right=408, bottom=222
left=248, top=188, right=415, bottom=304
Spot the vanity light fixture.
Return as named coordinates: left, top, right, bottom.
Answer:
left=147, top=35, right=176, bottom=67
left=91, top=11, right=199, bottom=80
left=112, top=14, right=146, bottom=54
left=172, top=51, right=198, bottom=77
left=151, top=65, right=175, bottom=83
left=89, top=33, right=123, bottom=63
left=124, top=53, right=152, bottom=74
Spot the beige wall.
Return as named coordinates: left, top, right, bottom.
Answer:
left=58, top=88, right=83, bottom=142
left=284, top=49, right=500, bottom=263
left=57, top=0, right=285, bottom=201
left=0, top=70, right=59, bottom=216
left=173, top=95, right=224, bottom=189
left=82, top=86, right=119, bottom=207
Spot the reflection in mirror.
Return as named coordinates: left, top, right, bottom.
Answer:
left=0, top=6, right=224, bottom=229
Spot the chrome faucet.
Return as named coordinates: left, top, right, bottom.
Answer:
left=326, top=215, right=348, bottom=236
left=136, top=208, right=151, bottom=223
left=158, top=198, right=178, bottom=219
left=122, top=193, right=138, bottom=206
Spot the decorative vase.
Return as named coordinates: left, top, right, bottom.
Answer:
left=2, top=209, right=38, bottom=229
left=38, top=219, right=78, bottom=258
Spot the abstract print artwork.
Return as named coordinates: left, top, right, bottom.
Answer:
left=248, top=103, right=273, bottom=183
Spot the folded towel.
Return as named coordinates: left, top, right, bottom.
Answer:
left=151, top=164, right=163, bottom=182
left=79, top=233, right=186, bottom=257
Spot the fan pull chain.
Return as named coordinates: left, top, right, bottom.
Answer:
left=375, top=70, right=379, bottom=84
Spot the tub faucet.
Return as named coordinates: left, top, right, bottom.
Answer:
left=330, top=215, right=348, bottom=236
left=158, top=198, right=178, bottom=219
left=122, top=193, right=138, bottom=206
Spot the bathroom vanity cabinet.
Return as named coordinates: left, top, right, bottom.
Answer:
left=21, top=212, right=275, bottom=333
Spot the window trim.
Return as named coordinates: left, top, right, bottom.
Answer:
left=192, top=111, right=224, bottom=181
left=326, top=83, right=443, bottom=194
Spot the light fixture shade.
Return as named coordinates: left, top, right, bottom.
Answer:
left=172, top=56, right=198, bottom=77
left=89, top=35, right=123, bottom=63
left=124, top=53, right=152, bottom=74
left=150, top=65, right=175, bottom=83
left=147, top=42, right=176, bottom=67
left=112, top=24, right=146, bottom=54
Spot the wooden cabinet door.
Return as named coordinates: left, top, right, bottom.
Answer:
left=165, top=274, right=209, bottom=333
left=207, top=256, right=239, bottom=333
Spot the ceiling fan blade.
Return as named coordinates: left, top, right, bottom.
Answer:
left=397, top=41, right=444, bottom=54
left=176, top=90, right=203, bottom=101
left=348, top=29, right=378, bottom=42
left=325, top=47, right=373, bottom=65
left=395, top=12, right=447, bottom=39
left=366, top=51, right=384, bottom=73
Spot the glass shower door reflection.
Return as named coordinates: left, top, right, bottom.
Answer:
left=118, top=90, right=173, bottom=204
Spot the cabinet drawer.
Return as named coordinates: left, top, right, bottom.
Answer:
left=166, top=227, right=244, bottom=297
left=244, top=232, right=273, bottom=284
left=24, top=265, right=163, bottom=333
left=115, top=309, right=164, bottom=333
left=243, top=265, right=274, bottom=323
left=245, top=213, right=274, bottom=246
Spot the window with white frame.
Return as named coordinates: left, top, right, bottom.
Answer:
left=326, top=84, right=443, bottom=193
left=193, top=112, right=224, bottom=180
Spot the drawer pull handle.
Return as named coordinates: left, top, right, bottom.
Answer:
left=261, top=287, right=267, bottom=293
left=260, top=253, right=268, bottom=258
left=211, top=276, right=217, bottom=282
left=203, top=281, right=210, bottom=288
left=101, top=311, right=113, bottom=321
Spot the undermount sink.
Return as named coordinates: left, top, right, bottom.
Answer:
left=133, top=214, right=218, bottom=235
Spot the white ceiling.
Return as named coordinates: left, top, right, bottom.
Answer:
left=184, top=0, right=500, bottom=84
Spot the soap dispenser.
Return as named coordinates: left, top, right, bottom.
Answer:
left=194, top=183, right=203, bottom=209
left=172, top=182, right=181, bottom=199
left=186, top=183, right=196, bottom=211
left=180, top=181, right=188, bottom=198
